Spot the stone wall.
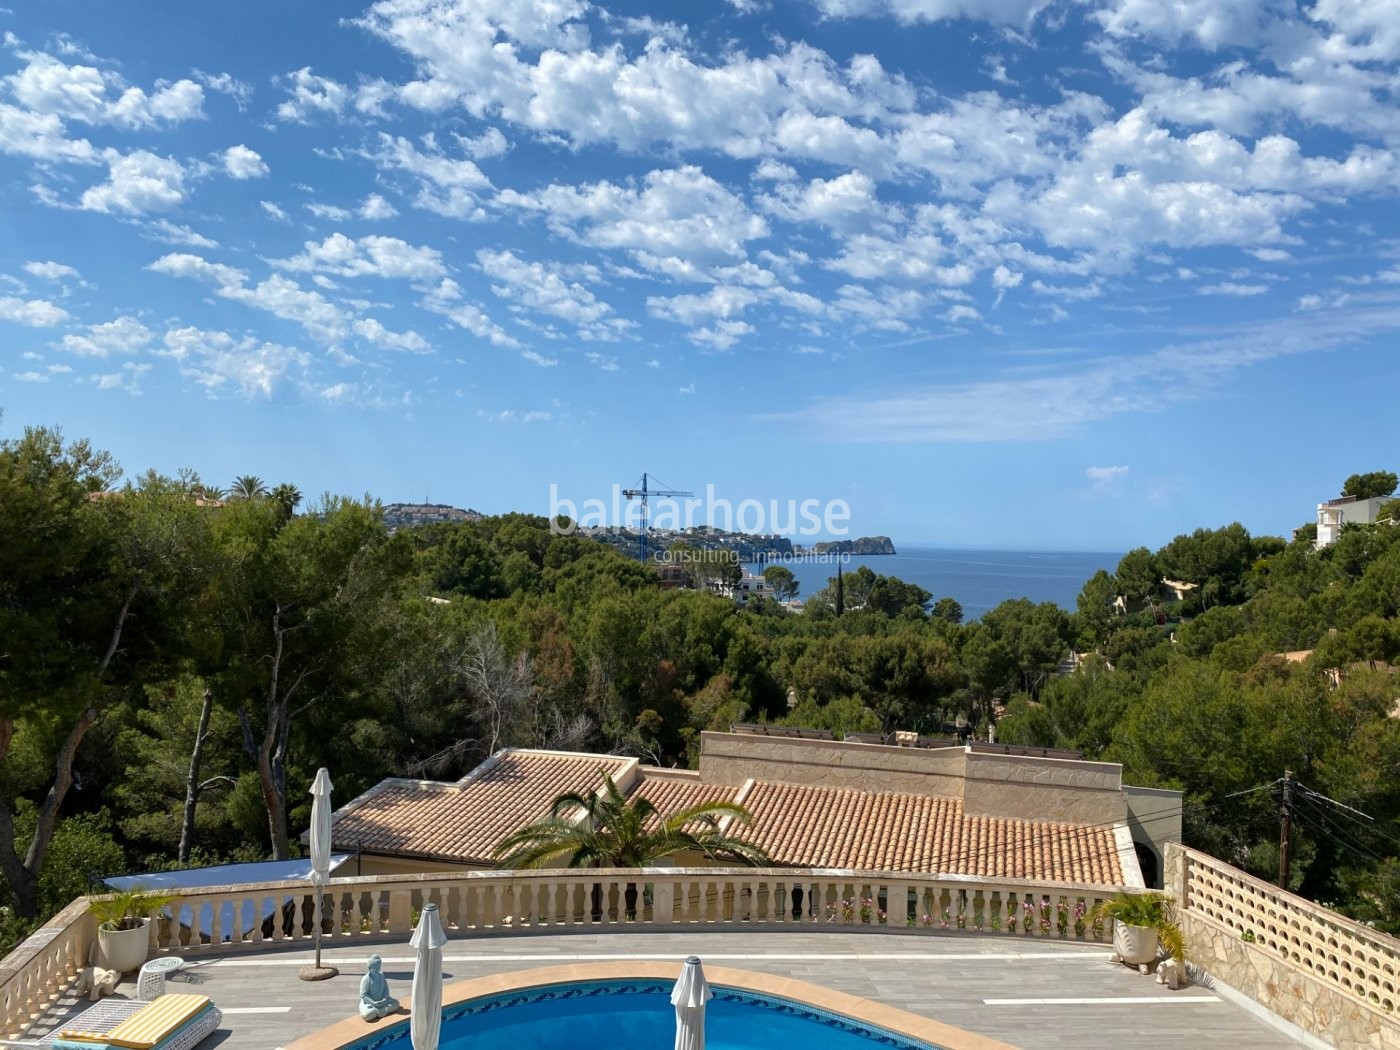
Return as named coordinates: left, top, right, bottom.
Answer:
left=698, top=731, right=968, bottom=796
left=699, top=731, right=1129, bottom=826
left=1166, top=843, right=1400, bottom=1050
left=961, top=751, right=1126, bottom=826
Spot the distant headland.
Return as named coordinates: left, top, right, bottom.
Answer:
left=810, top=536, right=897, bottom=555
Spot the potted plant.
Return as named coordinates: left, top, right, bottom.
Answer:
left=1090, top=890, right=1186, bottom=971
left=90, top=887, right=177, bottom=974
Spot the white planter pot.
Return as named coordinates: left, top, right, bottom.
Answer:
left=97, top=919, right=153, bottom=974
left=1113, top=920, right=1160, bottom=966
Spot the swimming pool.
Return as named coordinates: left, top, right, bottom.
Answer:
left=339, top=980, right=938, bottom=1050
left=283, top=962, right=1011, bottom=1050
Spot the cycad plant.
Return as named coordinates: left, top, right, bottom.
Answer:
left=1090, top=890, right=1187, bottom=965
left=493, top=772, right=771, bottom=869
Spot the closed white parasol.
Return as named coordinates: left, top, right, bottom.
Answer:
left=299, top=767, right=338, bottom=981
left=671, top=955, right=714, bottom=1050
left=410, top=902, right=448, bottom=1050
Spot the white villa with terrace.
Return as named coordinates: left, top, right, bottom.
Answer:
left=1, top=729, right=1396, bottom=1050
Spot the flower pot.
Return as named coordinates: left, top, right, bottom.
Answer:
left=97, top=919, right=153, bottom=974
left=1113, top=920, right=1160, bottom=966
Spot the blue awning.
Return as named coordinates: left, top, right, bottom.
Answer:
left=105, top=855, right=350, bottom=941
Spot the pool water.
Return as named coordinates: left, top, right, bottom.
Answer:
left=343, top=980, right=938, bottom=1050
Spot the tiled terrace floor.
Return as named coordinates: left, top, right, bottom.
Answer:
left=26, top=930, right=1306, bottom=1050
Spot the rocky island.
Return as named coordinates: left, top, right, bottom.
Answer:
left=811, top=536, right=897, bottom=555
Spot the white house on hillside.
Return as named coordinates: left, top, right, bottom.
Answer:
left=1316, top=495, right=1387, bottom=549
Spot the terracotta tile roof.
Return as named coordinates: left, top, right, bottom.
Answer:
left=739, top=781, right=1124, bottom=886
left=331, top=751, right=630, bottom=864
left=631, top=776, right=741, bottom=829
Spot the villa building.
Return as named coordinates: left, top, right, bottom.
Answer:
left=323, top=729, right=1179, bottom=890
left=1316, top=494, right=1388, bottom=548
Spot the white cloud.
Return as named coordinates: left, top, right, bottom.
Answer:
left=477, top=409, right=554, bottom=423
left=80, top=149, right=187, bottom=214
left=1199, top=282, right=1267, bottom=296
left=274, top=67, right=348, bottom=123
left=501, top=166, right=768, bottom=276
left=150, top=252, right=350, bottom=342
left=6, top=50, right=204, bottom=127
left=23, top=260, right=79, bottom=281
left=164, top=325, right=310, bottom=398
left=519, top=348, right=559, bottom=367
left=1095, top=0, right=1273, bottom=49
left=0, top=101, right=96, bottom=162
left=194, top=70, right=253, bottom=109
left=359, top=193, right=398, bottom=220
left=477, top=248, right=628, bottom=338
left=260, top=200, right=290, bottom=221
left=808, top=0, right=1046, bottom=24
left=420, top=277, right=520, bottom=347
left=306, top=202, right=353, bottom=221
left=58, top=316, right=152, bottom=356
left=90, top=361, right=150, bottom=395
left=992, top=265, right=1023, bottom=289
left=12, top=371, right=47, bottom=382
left=145, top=218, right=218, bottom=248
left=584, top=352, right=620, bottom=371
left=689, top=319, right=754, bottom=350
left=0, top=295, right=70, bottom=326
left=351, top=316, right=432, bottom=352
left=1086, top=464, right=1130, bottom=484
left=272, top=233, right=447, bottom=280
left=367, top=132, right=493, bottom=219
left=222, top=144, right=268, bottom=179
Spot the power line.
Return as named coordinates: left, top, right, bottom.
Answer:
left=1290, top=799, right=1394, bottom=868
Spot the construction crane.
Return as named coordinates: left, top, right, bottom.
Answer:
left=621, top=473, right=694, bottom=563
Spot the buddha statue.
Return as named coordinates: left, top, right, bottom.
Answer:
left=359, top=954, right=399, bottom=1020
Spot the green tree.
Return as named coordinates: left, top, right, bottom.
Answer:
left=931, top=597, right=963, bottom=625
left=1341, top=471, right=1398, bottom=500
left=213, top=496, right=412, bottom=858
left=762, top=565, right=799, bottom=604
left=1075, top=569, right=1118, bottom=647
left=1115, top=547, right=1159, bottom=606
left=0, top=434, right=212, bottom=916
left=1158, top=523, right=1255, bottom=609
left=493, top=772, right=770, bottom=868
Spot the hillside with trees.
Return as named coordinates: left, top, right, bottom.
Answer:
left=2, top=422, right=1398, bottom=949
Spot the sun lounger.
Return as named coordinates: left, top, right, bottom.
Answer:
left=45, top=994, right=220, bottom=1050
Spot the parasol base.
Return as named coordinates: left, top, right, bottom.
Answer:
left=298, top=964, right=340, bottom=982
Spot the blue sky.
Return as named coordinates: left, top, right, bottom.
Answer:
left=2, top=0, right=1399, bottom=551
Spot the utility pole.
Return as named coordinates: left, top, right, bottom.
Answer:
left=1279, top=770, right=1293, bottom=890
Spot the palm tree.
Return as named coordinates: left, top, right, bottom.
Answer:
left=494, top=772, right=770, bottom=919
left=229, top=475, right=267, bottom=500
left=495, top=772, right=770, bottom=868
left=269, top=482, right=302, bottom=520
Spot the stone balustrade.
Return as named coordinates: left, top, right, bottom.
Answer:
left=0, top=867, right=1117, bottom=1037
left=0, top=898, right=94, bottom=1041
left=1167, top=843, right=1399, bottom=1049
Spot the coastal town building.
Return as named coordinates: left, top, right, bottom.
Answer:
left=708, top=571, right=771, bottom=605
left=322, top=729, right=1178, bottom=889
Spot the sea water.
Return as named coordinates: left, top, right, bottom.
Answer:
left=750, top=546, right=1122, bottom=621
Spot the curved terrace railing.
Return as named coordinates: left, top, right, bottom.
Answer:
left=1, top=866, right=1118, bottom=1037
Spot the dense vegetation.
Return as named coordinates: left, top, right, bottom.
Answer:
left=2, top=423, right=1398, bottom=952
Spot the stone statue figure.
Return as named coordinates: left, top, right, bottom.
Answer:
left=359, top=954, right=400, bottom=1020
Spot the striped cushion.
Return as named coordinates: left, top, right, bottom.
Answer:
left=59, top=995, right=212, bottom=1049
